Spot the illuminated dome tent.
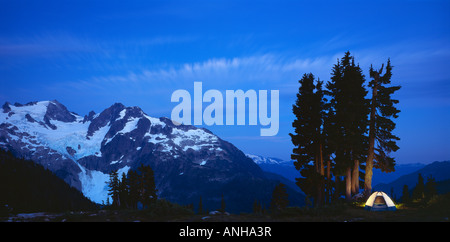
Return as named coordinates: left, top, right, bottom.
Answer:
left=364, top=191, right=397, bottom=211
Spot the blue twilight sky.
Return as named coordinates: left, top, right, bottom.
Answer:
left=0, top=0, right=449, bottom=164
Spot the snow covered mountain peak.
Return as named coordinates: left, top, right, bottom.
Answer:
left=246, top=154, right=289, bottom=165
left=2, top=100, right=78, bottom=128
left=1, top=101, right=264, bottom=208
left=0, top=100, right=220, bottom=164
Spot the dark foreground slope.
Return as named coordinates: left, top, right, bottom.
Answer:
left=0, top=149, right=97, bottom=215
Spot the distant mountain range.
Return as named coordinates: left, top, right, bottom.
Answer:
left=371, top=163, right=427, bottom=186
left=374, top=161, right=450, bottom=199
left=0, top=100, right=304, bottom=213
left=246, top=154, right=450, bottom=201
left=246, top=154, right=298, bottom=182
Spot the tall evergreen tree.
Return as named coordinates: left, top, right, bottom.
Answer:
left=412, top=173, right=425, bottom=201
left=364, top=59, right=401, bottom=195
left=253, top=199, right=262, bottom=215
left=127, top=169, right=140, bottom=209
left=270, top=183, right=289, bottom=214
left=425, top=175, right=437, bottom=201
left=326, top=51, right=369, bottom=201
left=402, top=184, right=410, bottom=204
left=290, top=73, right=327, bottom=206
left=118, top=172, right=129, bottom=209
left=106, top=169, right=120, bottom=208
left=138, top=163, right=158, bottom=209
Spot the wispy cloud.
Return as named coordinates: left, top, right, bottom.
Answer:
left=0, top=33, right=197, bottom=65
left=9, top=33, right=448, bottom=110
left=0, top=33, right=96, bottom=57
left=67, top=53, right=337, bottom=93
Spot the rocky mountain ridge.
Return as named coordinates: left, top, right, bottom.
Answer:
left=0, top=100, right=283, bottom=212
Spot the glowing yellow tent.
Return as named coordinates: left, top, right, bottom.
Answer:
left=364, top=191, right=396, bottom=211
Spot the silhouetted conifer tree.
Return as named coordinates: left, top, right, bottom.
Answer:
left=402, top=184, right=410, bottom=204
left=253, top=199, right=262, bottom=215
left=326, top=51, right=368, bottom=201
left=138, top=163, right=158, bottom=209
left=425, top=175, right=437, bottom=201
left=270, top=183, right=289, bottom=214
left=290, top=73, right=327, bottom=206
left=106, top=169, right=120, bottom=208
left=412, top=173, right=425, bottom=201
left=364, top=59, right=401, bottom=195
left=118, top=172, right=129, bottom=208
left=127, top=169, right=140, bottom=209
